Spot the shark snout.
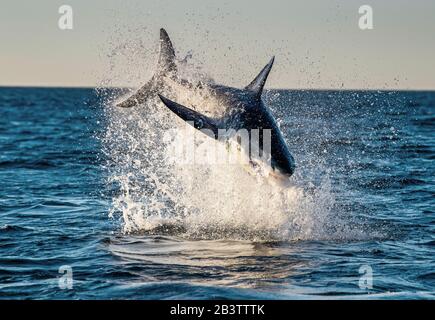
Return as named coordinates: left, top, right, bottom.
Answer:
left=271, top=153, right=295, bottom=178
left=275, top=163, right=295, bottom=178
left=268, top=166, right=293, bottom=187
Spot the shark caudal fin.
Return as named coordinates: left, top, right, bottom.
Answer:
left=245, top=56, right=274, bottom=99
left=116, top=28, right=177, bottom=108
left=157, top=28, right=177, bottom=76
left=158, top=94, right=218, bottom=139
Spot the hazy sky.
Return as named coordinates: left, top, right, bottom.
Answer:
left=1, top=0, right=434, bottom=89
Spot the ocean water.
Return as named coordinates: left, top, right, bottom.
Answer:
left=0, top=86, right=434, bottom=299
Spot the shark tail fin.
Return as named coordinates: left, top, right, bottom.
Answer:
left=245, top=56, right=275, bottom=98
left=116, top=28, right=177, bottom=108
left=158, top=94, right=218, bottom=139
left=115, top=85, right=155, bottom=108
left=157, top=28, right=177, bottom=76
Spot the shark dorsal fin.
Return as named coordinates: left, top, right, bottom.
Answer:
left=245, top=57, right=275, bottom=98
left=158, top=95, right=218, bottom=139
left=158, top=28, right=177, bottom=75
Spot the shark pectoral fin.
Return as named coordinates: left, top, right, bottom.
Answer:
left=158, top=28, right=177, bottom=76
left=245, top=56, right=275, bottom=98
left=158, top=94, right=218, bottom=139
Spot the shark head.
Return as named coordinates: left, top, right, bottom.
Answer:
left=116, top=28, right=295, bottom=180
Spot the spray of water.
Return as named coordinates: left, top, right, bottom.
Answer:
left=99, top=33, right=384, bottom=242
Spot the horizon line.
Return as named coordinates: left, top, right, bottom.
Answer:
left=0, top=84, right=434, bottom=93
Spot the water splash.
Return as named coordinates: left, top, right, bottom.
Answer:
left=99, top=33, right=386, bottom=242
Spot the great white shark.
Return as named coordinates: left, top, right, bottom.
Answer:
left=116, top=28, right=295, bottom=182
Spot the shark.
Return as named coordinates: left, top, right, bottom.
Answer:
left=116, top=28, right=295, bottom=182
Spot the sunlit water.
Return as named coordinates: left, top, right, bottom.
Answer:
left=0, top=87, right=433, bottom=299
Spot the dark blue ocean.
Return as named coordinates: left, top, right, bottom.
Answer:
left=0, top=87, right=433, bottom=299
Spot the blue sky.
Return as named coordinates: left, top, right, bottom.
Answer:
left=0, top=0, right=434, bottom=89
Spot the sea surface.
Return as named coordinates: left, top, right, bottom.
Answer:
left=0, top=87, right=433, bottom=299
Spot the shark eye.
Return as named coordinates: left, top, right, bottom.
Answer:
left=196, top=118, right=204, bottom=129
